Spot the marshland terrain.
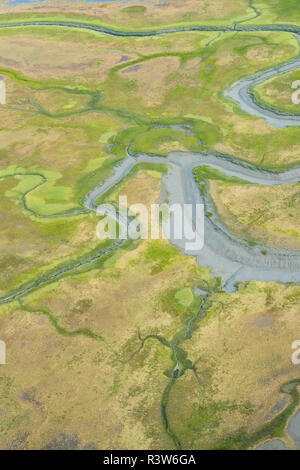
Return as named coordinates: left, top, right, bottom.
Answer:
left=0, top=0, right=300, bottom=450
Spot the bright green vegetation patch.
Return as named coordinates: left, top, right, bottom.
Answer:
left=0, top=3, right=249, bottom=31
left=211, top=180, right=300, bottom=249
left=174, top=288, right=194, bottom=308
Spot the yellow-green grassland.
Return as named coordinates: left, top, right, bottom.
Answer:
left=0, top=0, right=300, bottom=451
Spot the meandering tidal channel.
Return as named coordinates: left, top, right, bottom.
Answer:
left=0, top=19, right=299, bottom=300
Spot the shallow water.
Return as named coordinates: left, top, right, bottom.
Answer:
left=287, top=409, right=300, bottom=450
left=256, top=439, right=286, bottom=450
